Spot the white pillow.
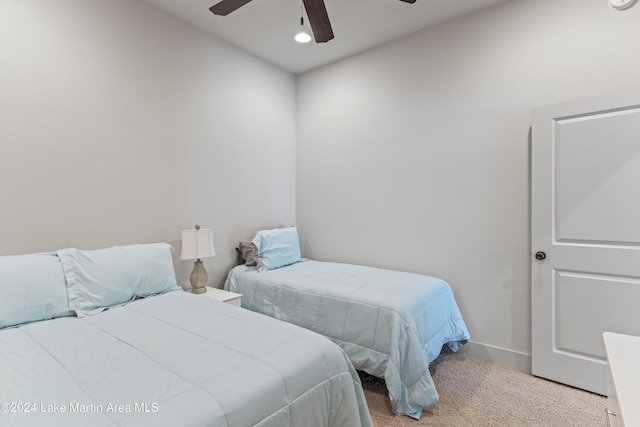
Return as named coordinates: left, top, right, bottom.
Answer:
left=0, top=253, right=73, bottom=328
left=57, top=243, right=179, bottom=317
left=252, top=227, right=301, bottom=272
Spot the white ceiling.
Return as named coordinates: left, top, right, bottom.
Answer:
left=145, top=0, right=509, bottom=74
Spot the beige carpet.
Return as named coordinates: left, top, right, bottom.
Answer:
left=361, top=352, right=606, bottom=426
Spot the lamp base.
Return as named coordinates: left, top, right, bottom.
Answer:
left=190, top=259, right=208, bottom=294
left=191, top=287, right=207, bottom=295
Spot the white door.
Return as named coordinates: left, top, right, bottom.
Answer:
left=531, top=93, right=640, bottom=395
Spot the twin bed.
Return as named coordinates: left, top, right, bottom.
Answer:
left=227, top=227, right=470, bottom=419
left=1, top=228, right=469, bottom=425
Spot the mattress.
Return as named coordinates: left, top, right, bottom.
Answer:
left=0, top=290, right=372, bottom=427
left=225, top=260, right=470, bottom=419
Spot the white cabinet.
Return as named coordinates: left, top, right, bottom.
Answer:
left=603, top=332, right=640, bottom=427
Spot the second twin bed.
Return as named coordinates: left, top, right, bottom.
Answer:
left=225, top=230, right=470, bottom=420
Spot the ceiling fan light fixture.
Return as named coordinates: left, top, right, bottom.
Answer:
left=294, top=12, right=312, bottom=44
left=295, top=31, right=312, bottom=43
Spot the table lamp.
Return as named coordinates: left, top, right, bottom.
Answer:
left=181, top=224, right=216, bottom=294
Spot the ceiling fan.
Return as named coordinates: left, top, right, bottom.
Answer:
left=210, top=0, right=417, bottom=43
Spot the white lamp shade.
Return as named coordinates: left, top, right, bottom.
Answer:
left=181, top=228, right=215, bottom=260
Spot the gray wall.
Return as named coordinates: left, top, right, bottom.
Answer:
left=296, top=0, right=640, bottom=368
left=3, top=0, right=640, bottom=369
left=0, top=0, right=297, bottom=288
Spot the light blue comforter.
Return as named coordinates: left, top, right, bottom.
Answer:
left=0, top=291, right=372, bottom=427
left=225, top=260, right=470, bottom=419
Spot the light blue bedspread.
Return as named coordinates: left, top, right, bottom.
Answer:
left=225, top=260, right=470, bottom=419
left=0, top=291, right=372, bottom=427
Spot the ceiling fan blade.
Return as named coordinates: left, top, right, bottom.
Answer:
left=399, top=0, right=417, bottom=3
left=209, top=0, right=253, bottom=16
left=302, top=0, right=334, bottom=43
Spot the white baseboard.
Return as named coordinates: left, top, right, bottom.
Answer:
left=458, top=340, right=531, bottom=372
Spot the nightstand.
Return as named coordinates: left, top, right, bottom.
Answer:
left=202, top=287, right=242, bottom=307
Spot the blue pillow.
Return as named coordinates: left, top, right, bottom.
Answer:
left=57, top=243, right=180, bottom=317
left=252, top=227, right=301, bottom=272
left=0, top=253, right=74, bottom=328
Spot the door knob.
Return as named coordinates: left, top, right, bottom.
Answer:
left=535, top=251, right=546, bottom=261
